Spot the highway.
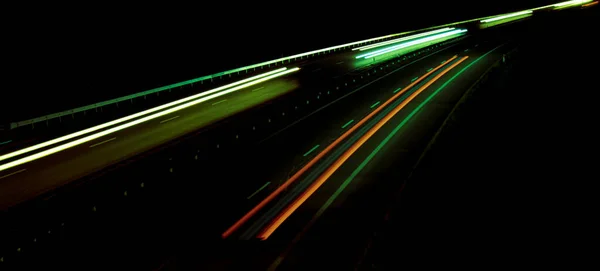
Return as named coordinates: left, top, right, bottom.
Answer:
left=1, top=2, right=596, bottom=269
left=0, top=27, right=468, bottom=210
left=205, top=6, right=595, bottom=270
left=0, top=24, right=508, bottom=269
left=203, top=39, right=511, bottom=271
left=0, top=0, right=578, bottom=210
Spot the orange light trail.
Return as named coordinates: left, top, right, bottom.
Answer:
left=258, top=56, right=470, bottom=240
left=582, top=1, right=598, bottom=7
left=220, top=55, right=460, bottom=239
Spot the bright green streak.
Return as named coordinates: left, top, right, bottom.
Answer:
left=427, top=68, right=433, bottom=72
left=303, top=145, right=321, bottom=157
left=316, top=44, right=505, bottom=221
left=341, top=120, right=354, bottom=129
left=411, top=77, right=419, bottom=82
left=553, top=0, right=591, bottom=7
left=393, top=87, right=402, bottom=94
left=356, top=29, right=467, bottom=59
left=0, top=140, right=11, bottom=145
left=370, top=101, right=381, bottom=108
left=480, top=10, right=532, bottom=23
left=354, top=28, right=455, bottom=51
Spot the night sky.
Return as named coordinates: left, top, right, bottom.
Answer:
left=3, top=1, right=556, bottom=121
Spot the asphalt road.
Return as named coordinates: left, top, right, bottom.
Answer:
left=244, top=42, right=508, bottom=271
left=208, top=7, right=597, bottom=270
left=0, top=33, right=455, bottom=210
left=154, top=28, right=514, bottom=269
left=0, top=21, right=519, bottom=270
left=359, top=7, right=600, bottom=269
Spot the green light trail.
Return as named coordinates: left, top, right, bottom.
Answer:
left=309, top=44, right=506, bottom=233
left=356, top=29, right=468, bottom=59
left=353, top=28, right=455, bottom=51
left=553, top=0, right=592, bottom=7
left=480, top=10, right=533, bottom=23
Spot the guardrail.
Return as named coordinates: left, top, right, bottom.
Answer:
left=9, top=2, right=559, bottom=130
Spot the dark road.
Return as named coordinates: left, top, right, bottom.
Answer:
left=1, top=2, right=597, bottom=270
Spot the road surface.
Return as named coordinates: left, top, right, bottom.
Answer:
left=0, top=29, right=463, bottom=210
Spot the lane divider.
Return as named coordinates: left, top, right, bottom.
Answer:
left=257, top=56, right=470, bottom=240
left=0, top=68, right=289, bottom=164
left=221, top=56, right=458, bottom=239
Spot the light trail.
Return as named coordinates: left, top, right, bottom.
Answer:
left=221, top=56, right=458, bottom=239
left=257, top=56, right=469, bottom=240
left=0, top=68, right=299, bottom=173
left=0, top=68, right=288, bottom=164
left=353, top=28, right=455, bottom=51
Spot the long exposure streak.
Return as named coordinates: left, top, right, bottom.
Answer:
left=258, top=56, right=470, bottom=240
left=221, top=55, right=459, bottom=239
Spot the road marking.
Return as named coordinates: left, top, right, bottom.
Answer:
left=303, top=145, right=320, bottom=157
left=370, top=101, right=381, bottom=108
left=252, top=87, right=265, bottom=92
left=336, top=61, right=345, bottom=65
left=311, top=68, right=322, bottom=72
left=341, top=119, right=354, bottom=129
left=0, top=168, right=26, bottom=180
left=0, top=140, right=12, bottom=145
left=89, top=137, right=116, bottom=148
left=256, top=56, right=470, bottom=240
left=212, top=99, right=227, bottom=106
left=159, top=115, right=180, bottom=124
left=222, top=50, right=461, bottom=239
left=255, top=43, right=461, bottom=146
left=247, top=182, right=271, bottom=199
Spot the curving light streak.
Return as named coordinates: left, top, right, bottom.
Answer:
left=0, top=68, right=300, bottom=172
left=480, top=10, right=533, bottom=23
left=0, top=68, right=288, bottom=164
left=356, top=29, right=467, bottom=59
left=353, top=28, right=455, bottom=51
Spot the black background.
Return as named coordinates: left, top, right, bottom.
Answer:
left=2, top=1, right=555, bottom=121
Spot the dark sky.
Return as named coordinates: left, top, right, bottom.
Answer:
left=3, top=1, right=556, bottom=121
